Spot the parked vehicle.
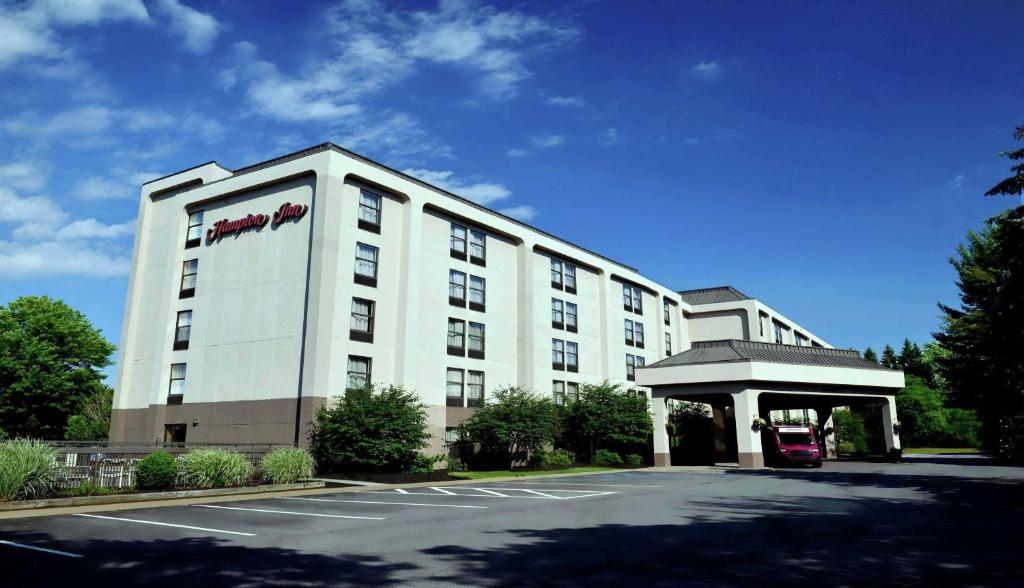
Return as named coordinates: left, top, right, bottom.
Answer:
left=762, top=426, right=823, bottom=467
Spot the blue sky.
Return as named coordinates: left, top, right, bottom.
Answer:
left=1, top=0, right=1022, bottom=378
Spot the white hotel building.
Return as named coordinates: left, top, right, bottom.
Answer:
left=111, top=143, right=904, bottom=468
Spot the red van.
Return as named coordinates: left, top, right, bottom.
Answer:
left=763, top=426, right=823, bottom=468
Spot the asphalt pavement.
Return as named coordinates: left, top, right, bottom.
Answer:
left=1, top=457, right=1022, bottom=587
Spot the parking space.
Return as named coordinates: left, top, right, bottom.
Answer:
left=3, top=462, right=1023, bottom=585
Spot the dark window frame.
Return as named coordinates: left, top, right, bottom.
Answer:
left=469, top=229, right=486, bottom=266
left=179, top=259, right=198, bottom=298
left=173, top=310, right=192, bottom=350
left=664, top=304, right=671, bottom=326
left=168, top=362, right=186, bottom=399
left=566, top=381, right=579, bottom=403
left=449, top=269, right=467, bottom=308
left=566, top=341, right=579, bottom=373
left=468, top=321, right=485, bottom=360
left=552, top=338, right=565, bottom=371
left=623, top=284, right=643, bottom=314
left=624, top=318, right=635, bottom=346
left=450, top=223, right=468, bottom=260
left=354, top=242, right=379, bottom=287
left=550, top=259, right=563, bottom=289
left=552, top=380, right=566, bottom=405
left=565, top=301, right=578, bottom=333
left=563, top=263, right=577, bottom=294
left=665, top=332, right=672, bottom=357
left=551, top=298, right=564, bottom=329
left=467, top=370, right=485, bottom=407
left=447, top=318, right=466, bottom=356
left=358, top=189, right=382, bottom=233
left=626, top=354, right=636, bottom=381
left=350, top=297, right=375, bottom=343
left=468, top=274, right=486, bottom=312
left=164, top=424, right=187, bottom=442
left=346, top=355, right=372, bottom=391
left=446, top=368, right=465, bottom=407
left=634, top=322, right=645, bottom=349
left=185, top=210, right=203, bottom=249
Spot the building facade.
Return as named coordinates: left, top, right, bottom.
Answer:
left=110, top=143, right=861, bottom=458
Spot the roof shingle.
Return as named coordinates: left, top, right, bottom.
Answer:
left=647, top=339, right=894, bottom=371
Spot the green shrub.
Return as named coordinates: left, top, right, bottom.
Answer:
left=838, top=441, right=857, bottom=455
left=178, top=448, right=254, bottom=488
left=310, top=385, right=430, bottom=473
left=593, top=449, right=623, bottom=467
left=625, top=453, right=644, bottom=466
left=0, top=439, right=60, bottom=501
left=560, top=381, right=653, bottom=463
left=458, top=386, right=562, bottom=469
left=445, top=456, right=467, bottom=472
left=134, top=451, right=178, bottom=490
left=833, top=409, right=869, bottom=454
left=260, top=448, right=315, bottom=484
left=72, top=482, right=112, bottom=496
left=538, top=448, right=575, bottom=467
left=408, top=454, right=445, bottom=474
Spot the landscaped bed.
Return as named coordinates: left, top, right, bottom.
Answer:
left=449, top=466, right=623, bottom=480
left=903, top=447, right=982, bottom=454
left=318, top=471, right=462, bottom=484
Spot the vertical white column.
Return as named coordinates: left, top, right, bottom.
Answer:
left=652, top=395, right=671, bottom=467
left=731, top=388, right=764, bottom=468
left=881, top=395, right=901, bottom=455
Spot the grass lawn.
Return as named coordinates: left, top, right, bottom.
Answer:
left=449, top=466, right=621, bottom=480
left=903, top=447, right=982, bottom=454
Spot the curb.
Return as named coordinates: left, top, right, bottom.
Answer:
left=0, top=481, right=325, bottom=514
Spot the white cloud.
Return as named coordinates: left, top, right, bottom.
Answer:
left=531, top=134, right=564, bottom=148
left=152, top=0, right=221, bottom=54
left=692, top=61, right=722, bottom=81
left=55, top=218, right=134, bottom=240
left=3, top=105, right=113, bottom=136
left=39, top=0, right=150, bottom=26
left=75, top=176, right=130, bottom=200
left=0, top=240, right=132, bottom=278
left=402, top=168, right=511, bottom=205
left=601, top=127, right=620, bottom=146
left=506, top=148, right=529, bottom=158
left=123, top=108, right=175, bottom=131
left=0, top=11, right=57, bottom=67
left=0, top=162, right=47, bottom=192
left=0, top=186, right=66, bottom=224
left=336, top=112, right=451, bottom=162
left=498, top=205, right=537, bottom=221
left=948, top=174, right=965, bottom=189
left=546, top=95, right=585, bottom=107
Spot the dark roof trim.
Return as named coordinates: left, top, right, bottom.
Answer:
left=142, top=161, right=220, bottom=186
left=663, top=295, right=679, bottom=306
left=610, top=274, right=658, bottom=296
left=147, top=142, right=640, bottom=273
left=533, top=244, right=603, bottom=274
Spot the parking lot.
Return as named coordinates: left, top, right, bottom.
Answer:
left=2, top=457, right=1023, bottom=586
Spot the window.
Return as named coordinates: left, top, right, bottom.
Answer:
left=180, top=259, right=198, bottom=298
left=350, top=298, right=374, bottom=342
left=469, top=229, right=486, bottom=265
left=450, top=223, right=467, bottom=259
left=449, top=270, right=467, bottom=306
left=354, top=242, right=379, bottom=286
left=164, top=424, right=187, bottom=443
left=551, top=259, right=562, bottom=288
left=759, top=312, right=769, bottom=338
left=552, top=339, right=565, bottom=370
left=446, top=368, right=464, bottom=406
left=625, top=319, right=635, bottom=346
left=637, top=356, right=646, bottom=368
left=772, top=320, right=785, bottom=344
left=552, top=380, right=565, bottom=405
left=794, top=332, right=808, bottom=347
left=185, top=210, right=203, bottom=248
left=664, top=304, right=671, bottom=326
left=358, top=190, right=381, bottom=232
left=468, top=322, right=485, bottom=359
left=174, top=311, right=192, bottom=350
left=665, top=332, right=672, bottom=357
left=551, top=298, right=564, bottom=328
left=623, top=284, right=643, bottom=314
left=564, top=264, right=577, bottom=293
left=447, top=318, right=466, bottom=356
left=566, top=382, right=579, bottom=402
left=626, top=354, right=636, bottom=381
left=634, top=322, right=645, bottom=348
left=467, top=370, right=484, bottom=407
left=347, top=356, right=371, bottom=390
left=469, top=275, right=486, bottom=311
left=168, top=363, right=186, bottom=398
left=566, top=341, right=578, bottom=372
left=565, top=302, right=578, bottom=332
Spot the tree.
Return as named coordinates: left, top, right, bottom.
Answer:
left=64, top=387, right=114, bottom=441
left=863, top=347, right=879, bottom=364
left=458, top=386, right=561, bottom=469
left=832, top=408, right=869, bottom=455
left=935, top=205, right=1024, bottom=450
left=984, top=124, right=1023, bottom=198
left=880, top=345, right=898, bottom=369
left=898, top=339, right=929, bottom=380
left=309, top=384, right=430, bottom=473
left=560, top=381, right=653, bottom=463
left=0, top=296, right=116, bottom=439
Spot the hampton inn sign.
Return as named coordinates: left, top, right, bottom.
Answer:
left=206, top=202, right=309, bottom=242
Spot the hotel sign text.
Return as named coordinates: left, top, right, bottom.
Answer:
left=207, top=202, right=309, bottom=243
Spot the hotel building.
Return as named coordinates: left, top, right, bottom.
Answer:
left=111, top=143, right=903, bottom=468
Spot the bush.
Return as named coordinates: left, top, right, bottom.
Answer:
left=134, top=451, right=178, bottom=491
left=538, top=448, right=575, bottom=467
left=833, top=409, right=869, bottom=454
left=625, top=453, right=644, bottom=466
left=310, top=385, right=430, bottom=474
left=64, top=387, right=113, bottom=441
left=72, top=482, right=112, bottom=496
left=942, top=408, right=982, bottom=448
left=0, top=439, right=60, bottom=501
left=178, top=448, right=253, bottom=489
left=260, top=448, right=315, bottom=484
left=408, top=454, right=445, bottom=474
left=838, top=441, right=857, bottom=455
left=560, top=381, right=653, bottom=463
left=593, top=449, right=623, bottom=467
left=458, top=386, right=562, bottom=469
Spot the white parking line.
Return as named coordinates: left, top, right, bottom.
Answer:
left=280, top=497, right=488, bottom=509
left=74, top=513, right=255, bottom=537
left=193, top=504, right=385, bottom=520
left=0, top=540, right=83, bottom=558
left=430, top=487, right=457, bottom=495
left=471, top=488, right=510, bottom=497
left=510, top=481, right=661, bottom=488
left=365, top=487, right=617, bottom=500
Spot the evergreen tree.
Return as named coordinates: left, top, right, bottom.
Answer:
left=863, top=347, right=879, bottom=363
left=880, top=345, right=898, bottom=369
left=898, top=339, right=929, bottom=379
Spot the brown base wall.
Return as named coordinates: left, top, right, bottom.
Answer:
left=110, top=397, right=329, bottom=447
left=653, top=452, right=671, bottom=467
left=738, top=452, right=765, bottom=469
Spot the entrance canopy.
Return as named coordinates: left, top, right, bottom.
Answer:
left=637, top=340, right=905, bottom=468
